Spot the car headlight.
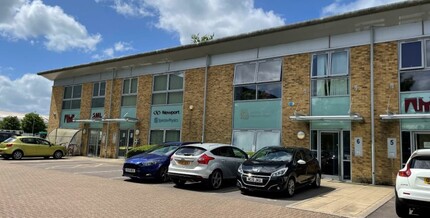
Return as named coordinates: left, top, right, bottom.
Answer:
left=271, top=168, right=288, bottom=177
left=141, top=161, right=158, bottom=166
left=238, top=165, right=243, bottom=174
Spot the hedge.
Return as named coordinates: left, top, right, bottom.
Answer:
left=125, top=145, right=157, bottom=158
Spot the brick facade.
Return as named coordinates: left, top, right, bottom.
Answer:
left=282, top=53, right=311, bottom=148
left=204, top=65, right=234, bottom=143
left=182, top=68, right=205, bottom=142
left=48, top=86, right=64, bottom=134
left=79, top=83, right=93, bottom=155
left=136, top=75, right=152, bottom=145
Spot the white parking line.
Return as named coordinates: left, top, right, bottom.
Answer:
left=74, top=170, right=122, bottom=174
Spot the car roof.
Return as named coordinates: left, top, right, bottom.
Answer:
left=161, top=141, right=200, bottom=146
left=183, top=143, right=232, bottom=150
left=412, top=149, right=430, bottom=157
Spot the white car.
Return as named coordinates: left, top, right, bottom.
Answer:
left=168, top=143, right=248, bottom=189
left=395, top=149, right=430, bottom=217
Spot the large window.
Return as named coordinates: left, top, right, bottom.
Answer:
left=62, top=85, right=82, bottom=109
left=149, top=130, right=180, bottom=145
left=311, top=50, right=349, bottom=96
left=400, top=41, right=424, bottom=70
left=122, top=78, right=138, bottom=106
left=234, top=59, right=282, bottom=101
left=232, top=130, right=280, bottom=152
left=92, top=81, right=106, bottom=108
left=152, top=73, right=184, bottom=105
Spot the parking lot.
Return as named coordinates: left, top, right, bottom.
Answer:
left=0, top=157, right=394, bottom=217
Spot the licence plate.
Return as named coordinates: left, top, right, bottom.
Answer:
left=124, top=168, right=135, bottom=173
left=425, top=177, right=430, bottom=184
left=246, top=177, right=263, bottom=183
left=177, top=160, right=191, bottom=165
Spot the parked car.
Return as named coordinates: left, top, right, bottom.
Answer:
left=395, top=149, right=430, bottom=217
left=168, top=143, right=248, bottom=189
left=122, top=142, right=198, bottom=182
left=0, top=136, right=66, bottom=160
left=237, top=146, right=321, bottom=196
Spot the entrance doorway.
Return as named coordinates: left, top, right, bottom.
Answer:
left=311, top=130, right=351, bottom=180
left=88, top=129, right=102, bottom=157
left=118, top=129, right=134, bottom=158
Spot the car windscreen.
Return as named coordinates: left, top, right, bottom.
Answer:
left=410, top=156, right=430, bottom=169
left=2, top=137, right=16, bottom=143
left=251, top=147, right=294, bottom=162
left=174, top=146, right=206, bottom=156
left=149, top=145, right=180, bottom=156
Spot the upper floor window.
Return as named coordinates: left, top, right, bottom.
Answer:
left=122, top=78, right=138, bottom=106
left=311, top=50, right=349, bottom=96
left=234, top=59, right=282, bottom=101
left=152, top=73, right=184, bottom=105
left=92, top=81, right=106, bottom=108
left=62, top=85, right=82, bottom=109
left=400, top=41, right=424, bottom=70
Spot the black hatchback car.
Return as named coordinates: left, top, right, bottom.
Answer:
left=237, top=146, right=321, bottom=196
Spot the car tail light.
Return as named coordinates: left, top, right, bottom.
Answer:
left=197, top=154, right=214, bottom=165
left=6, top=144, right=13, bottom=147
left=398, top=164, right=411, bottom=177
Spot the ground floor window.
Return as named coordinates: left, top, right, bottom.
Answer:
left=118, top=129, right=134, bottom=158
left=88, top=129, right=102, bottom=157
left=401, top=131, right=430, bottom=166
left=149, top=129, right=180, bottom=145
left=232, top=130, right=280, bottom=152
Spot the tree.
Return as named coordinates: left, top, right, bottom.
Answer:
left=21, top=113, right=47, bottom=135
left=191, top=33, right=214, bottom=44
left=0, top=116, right=21, bottom=130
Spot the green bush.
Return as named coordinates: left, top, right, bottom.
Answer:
left=125, top=145, right=157, bottom=158
left=246, top=151, right=255, bottom=158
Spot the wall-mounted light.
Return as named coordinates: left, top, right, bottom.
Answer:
left=297, top=131, right=305, bottom=140
left=53, top=112, right=57, bottom=119
left=82, top=129, right=87, bottom=134
left=189, top=105, right=194, bottom=111
left=135, top=129, right=140, bottom=136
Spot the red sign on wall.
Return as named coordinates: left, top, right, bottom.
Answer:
left=405, top=97, right=430, bottom=113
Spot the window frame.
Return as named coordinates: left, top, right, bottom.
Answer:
left=91, top=81, right=106, bottom=108
left=149, top=129, right=181, bottom=144
left=233, top=59, right=282, bottom=85
left=399, top=40, right=424, bottom=71
left=151, top=72, right=184, bottom=105
left=121, top=78, right=138, bottom=107
left=62, top=85, right=82, bottom=110
left=310, top=49, right=350, bottom=97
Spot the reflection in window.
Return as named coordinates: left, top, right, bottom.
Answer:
left=400, top=70, right=430, bottom=92
left=234, top=85, right=256, bottom=100
left=152, top=73, right=183, bottom=105
left=257, top=83, right=282, bottom=99
left=122, top=78, right=137, bottom=107
left=312, top=78, right=349, bottom=96
left=63, top=85, right=82, bottom=109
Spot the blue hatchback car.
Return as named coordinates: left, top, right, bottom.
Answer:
left=123, top=142, right=198, bottom=182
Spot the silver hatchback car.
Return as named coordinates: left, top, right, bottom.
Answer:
left=168, top=143, right=248, bottom=189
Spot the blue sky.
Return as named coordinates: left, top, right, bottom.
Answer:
left=0, top=0, right=405, bottom=116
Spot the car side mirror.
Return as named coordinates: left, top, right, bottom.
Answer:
left=297, top=159, right=306, bottom=165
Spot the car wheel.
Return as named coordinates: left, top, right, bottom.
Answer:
left=395, top=194, right=409, bottom=217
left=286, top=177, right=295, bottom=197
left=12, top=150, right=23, bottom=160
left=157, top=166, right=169, bottom=183
left=172, top=178, right=186, bottom=186
left=53, top=151, right=63, bottom=159
left=207, top=170, right=223, bottom=190
left=312, top=173, right=321, bottom=188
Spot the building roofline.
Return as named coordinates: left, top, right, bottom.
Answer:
left=37, top=0, right=426, bottom=78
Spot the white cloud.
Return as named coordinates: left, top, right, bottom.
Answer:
left=92, top=41, right=134, bottom=60
left=0, top=74, right=52, bottom=116
left=97, top=0, right=285, bottom=45
left=0, top=0, right=102, bottom=52
left=322, top=0, right=406, bottom=17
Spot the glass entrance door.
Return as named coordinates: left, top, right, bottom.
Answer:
left=88, top=129, right=101, bottom=157
left=118, top=129, right=134, bottom=158
left=312, top=130, right=351, bottom=180
left=414, top=132, right=430, bottom=150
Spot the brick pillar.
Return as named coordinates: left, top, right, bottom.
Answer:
left=182, top=68, right=205, bottom=142
left=136, top=75, right=152, bottom=145
left=48, top=86, right=64, bottom=134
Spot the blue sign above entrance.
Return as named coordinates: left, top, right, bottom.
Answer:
left=150, top=105, right=183, bottom=128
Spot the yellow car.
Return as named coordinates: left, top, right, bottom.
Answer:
left=0, top=136, right=67, bottom=160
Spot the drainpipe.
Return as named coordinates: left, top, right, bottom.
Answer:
left=201, top=55, right=210, bottom=143
left=370, top=27, right=376, bottom=185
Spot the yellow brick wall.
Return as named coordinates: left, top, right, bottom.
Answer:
left=282, top=54, right=311, bottom=148
left=205, top=65, right=234, bottom=143
left=79, top=83, right=93, bottom=155
left=48, top=86, right=64, bottom=134
left=350, top=45, right=372, bottom=183
left=100, top=79, right=121, bottom=158
left=374, top=42, right=401, bottom=185
left=182, top=68, right=205, bottom=142
left=136, top=75, right=152, bottom=145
